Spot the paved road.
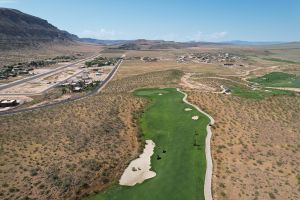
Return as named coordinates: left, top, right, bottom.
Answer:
left=0, top=58, right=123, bottom=116
left=0, top=70, right=84, bottom=96
left=0, top=54, right=100, bottom=91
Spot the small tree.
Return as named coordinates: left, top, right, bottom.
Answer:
left=62, top=87, right=67, bottom=94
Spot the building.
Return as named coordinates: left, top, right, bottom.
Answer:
left=0, top=75, right=8, bottom=80
left=72, top=86, right=82, bottom=92
left=0, top=100, right=19, bottom=107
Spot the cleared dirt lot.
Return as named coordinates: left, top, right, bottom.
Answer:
left=115, top=58, right=253, bottom=81
left=0, top=68, right=83, bottom=95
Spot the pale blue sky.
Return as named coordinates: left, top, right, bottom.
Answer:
left=1, top=0, right=300, bottom=42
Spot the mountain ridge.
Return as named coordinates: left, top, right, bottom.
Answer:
left=0, top=8, right=78, bottom=49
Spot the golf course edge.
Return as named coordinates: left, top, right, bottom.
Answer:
left=177, top=88, right=214, bottom=200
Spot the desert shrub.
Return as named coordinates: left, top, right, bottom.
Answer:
left=30, top=168, right=38, bottom=176
left=269, top=192, right=276, bottom=199
left=221, top=191, right=226, bottom=197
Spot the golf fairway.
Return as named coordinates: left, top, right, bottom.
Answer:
left=86, top=88, right=209, bottom=200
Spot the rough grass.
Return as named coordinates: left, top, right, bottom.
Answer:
left=86, top=88, right=209, bottom=200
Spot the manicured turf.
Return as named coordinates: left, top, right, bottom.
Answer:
left=230, top=85, right=296, bottom=100
left=230, top=72, right=299, bottom=99
left=85, top=88, right=209, bottom=200
left=249, top=72, right=300, bottom=88
left=263, top=57, right=300, bottom=64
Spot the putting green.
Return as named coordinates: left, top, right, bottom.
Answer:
left=86, top=88, right=209, bottom=200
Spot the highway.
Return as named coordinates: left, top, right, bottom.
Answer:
left=0, top=58, right=123, bottom=116
left=0, top=70, right=84, bottom=96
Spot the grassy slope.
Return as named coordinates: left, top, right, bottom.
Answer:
left=249, top=72, right=300, bottom=88
left=86, top=88, right=209, bottom=200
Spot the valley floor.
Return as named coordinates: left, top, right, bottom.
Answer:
left=1, top=45, right=300, bottom=200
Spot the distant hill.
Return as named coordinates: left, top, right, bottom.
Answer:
left=0, top=8, right=78, bottom=49
left=263, top=42, right=300, bottom=49
left=82, top=39, right=299, bottom=49
left=111, top=39, right=209, bottom=50
left=79, top=38, right=130, bottom=45
left=222, top=40, right=285, bottom=46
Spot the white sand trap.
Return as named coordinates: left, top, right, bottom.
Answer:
left=192, top=116, right=199, bottom=120
left=185, top=108, right=192, bottom=111
left=158, top=93, right=163, bottom=96
left=119, top=140, right=156, bottom=186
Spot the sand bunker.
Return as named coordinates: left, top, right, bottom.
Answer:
left=192, top=116, right=199, bottom=120
left=158, top=93, right=163, bottom=96
left=119, top=140, right=156, bottom=186
left=185, top=108, right=192, bottom=111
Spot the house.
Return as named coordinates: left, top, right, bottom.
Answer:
left=223, top=87, right=231, bottom=94
left=84, top=80, right=93, bottom=85
left=70, top=82, right=78, bottom=86
left=9, top=73, right=17, bottom=77
left=0, top=75, right=8, bottom=80
left=82, top=75, right=90, bottom=81
left=13, top=65, right=22, bottom=70
left=0, top=100, right=19, bottom=107
left=19, top=70, right=29, bottom=75
left=60, top=82, right=70, bottom=87
left=72, top=86, right=82, bottom=92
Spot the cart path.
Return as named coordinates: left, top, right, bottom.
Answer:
left=265, top=87, right=300, bottom=92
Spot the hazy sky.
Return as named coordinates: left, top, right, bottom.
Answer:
left=1, top=0, right=300, bottom=42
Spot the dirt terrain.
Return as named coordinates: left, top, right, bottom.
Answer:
left=184, top=85, right=300, bottom=200
left=98, top=48, right=300, bottom=200
left=0, top=42, right=102, bottom=67
left=0, top=69, right=181, bottom=200
left=114, top=54, right=247, bottom=80
left=1, top=44, right=300, bottom=200
left=177, top=60, right=300, bottom=199
left=171, top=43, right=300, bottom=199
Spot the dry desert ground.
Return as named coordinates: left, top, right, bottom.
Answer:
left=1, top=45, right=300, bottom=200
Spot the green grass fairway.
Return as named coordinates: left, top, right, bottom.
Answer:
left=249, top=72, right=300, bottom=88
left=230, top=85, right=295, bottom=99
left=262, top=57, right=300, bottom=64
left=85, top=88, right=209, bottom=200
